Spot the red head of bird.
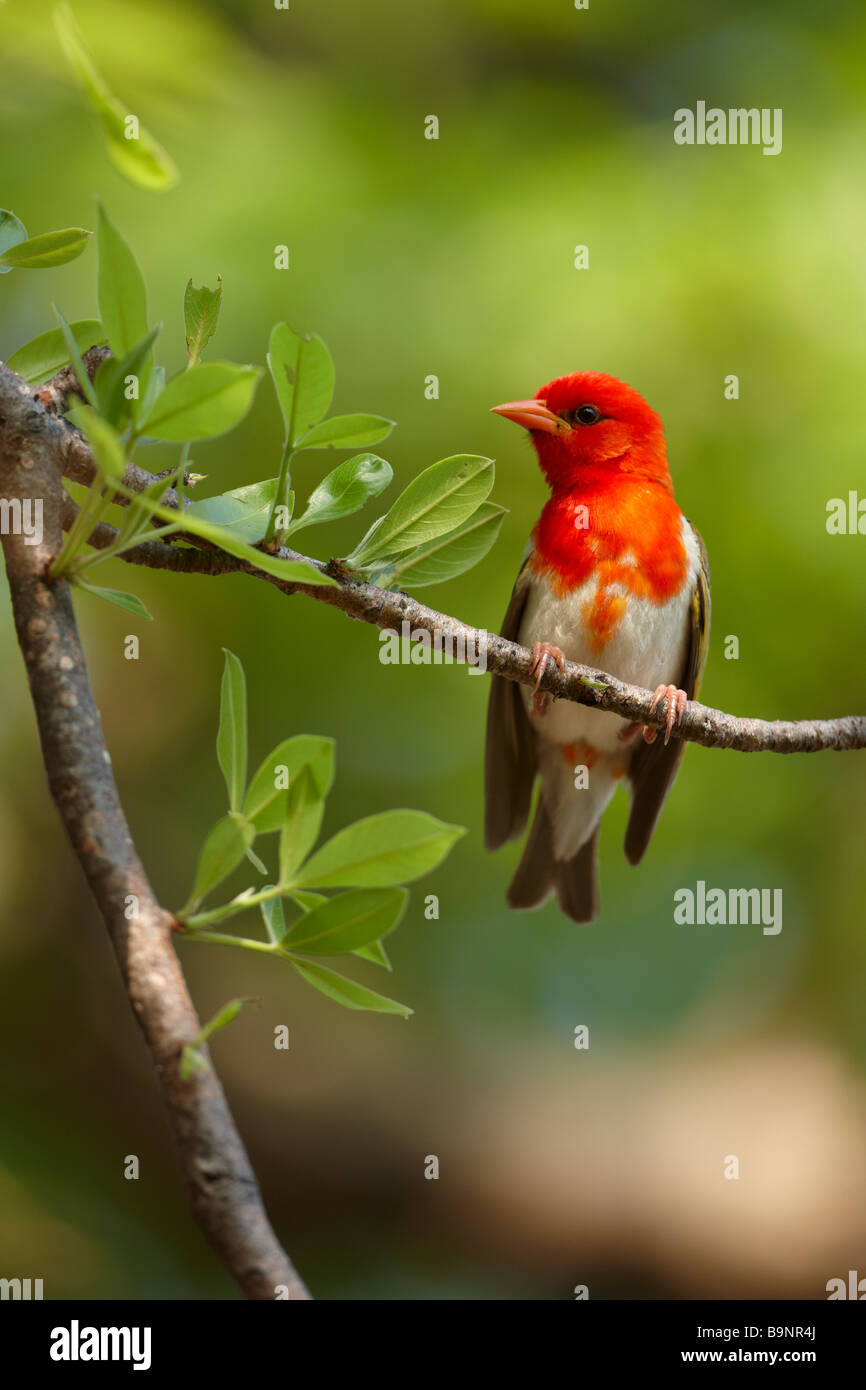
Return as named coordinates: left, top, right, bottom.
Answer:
left=491, top=371, right=672, bottom=496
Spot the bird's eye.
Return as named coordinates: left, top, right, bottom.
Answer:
left=575, top=404, right=601, bottom=425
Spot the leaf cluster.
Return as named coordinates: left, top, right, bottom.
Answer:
left=177, top=653, right=465, bottom=1015
left=8, top=205, right=506, bottom=614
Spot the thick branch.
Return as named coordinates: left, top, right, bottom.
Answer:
left=0, top=364, right=309, bottom=1300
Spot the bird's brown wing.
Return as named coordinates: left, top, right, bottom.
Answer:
left=484, top=560, right=537, bottom=850
left=624, top=524, right=711, bottom=866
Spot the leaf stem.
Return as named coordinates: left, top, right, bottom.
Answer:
left=181, top=882, right=289, bottom=929
left=265, top=440, right=294, bottom=548
left=265, top=345, right=303, bottom=547
left=179, top=929, right=280, bottom=955
left=51, top=473, right=113, bottom=578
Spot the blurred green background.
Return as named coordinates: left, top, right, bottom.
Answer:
left=1, top=0, right=865, bottom=1299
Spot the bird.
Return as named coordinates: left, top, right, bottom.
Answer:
left=484, top=371, right=710, bottom=924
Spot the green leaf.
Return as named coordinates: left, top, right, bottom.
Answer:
left=183, top=813, right=255, bottom=913
left=102, top=113, right=180, bottom=193
left=240, top=545, right=335, bottom=586
left=139, top=361, right=262, bottom=442
left=6, top=320, right=105, bottom=385
left=346, top=513, right=386, bottom=562
left=185, top=277, right=223, bottom=365
left=0, top=209, right=27, bottom=274
left=260, top=894, right=286, bottom=945
left=197, top=996, right=249, bottom=1042
left=178, top=1046, right=210, bottom=1082
left=101, top=477, right=337, bottom=586
left=75, top=579, right=152, bottom=620
left=267, top=323, right=334, bottom=447
left=186, top=478, right=279, bottom=544
left=266, top=323, right=295, bottom=431
left=288, top=889, right=327, bottom=912
left=216, top=649, right=247, bottom=812
left=288, top=958, right=412, bottom=1016
left=94, top=325, right=161, bottom=428
left=96, top=204, right=151, bottom=423
left=278, top=767, right=324, bottom=886
left=97, top=203, right=149, bottom=362
left=140, top=363, right=166, bottom=420
left=287, top=454, right=393, bottom=537
left=352, top=455, right=495, bottom=563
left=0, top=227, right=91, bottom=270
left=67, top=403, right=126, bottom=478
left=55, top=3, right=179, bottom=191
left=245, top=845, right=269, bottom=876
left=52, top=308, right=99, bottom=408
left=297, top=414, right=395, bottom=451
left=388, top=502, right=507, bottom=588
left=281, top=886, right=407, bottom=955
left=293, top=810, right=465, bottom=889
left=179, top=996, right=252, bottom=1079
left=243, top=735, right=334, bottom=832
left=353, top=939, right=392, bottom=970
left=105, top=472, right=175, bottom=554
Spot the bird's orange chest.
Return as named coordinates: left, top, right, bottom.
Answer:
left=529, top=482, right=689, bottom=652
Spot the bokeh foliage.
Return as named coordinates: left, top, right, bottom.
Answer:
left=0, top=0, right=864, bottom=1298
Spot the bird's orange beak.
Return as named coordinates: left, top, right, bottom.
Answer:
left=489, top=399, right=563, bottom=435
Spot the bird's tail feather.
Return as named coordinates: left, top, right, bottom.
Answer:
left=507, top=798, right=555, bottom=910
left=508, top=800, right=600, bottom=924
left=554, top=829, right=599, bottom=923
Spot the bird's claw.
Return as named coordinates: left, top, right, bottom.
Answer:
left=643, top=684, right=688, bottom=746
left=530, top=642, right=565, bottom=718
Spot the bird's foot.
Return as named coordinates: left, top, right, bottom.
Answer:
left=643, top=684, right=688, bottom=746
left=618, top=721, right=641, bottom=743
left=530, top=642, right=565, bottom=718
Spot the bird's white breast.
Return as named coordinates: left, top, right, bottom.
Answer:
left=518, top=517, right=701, bottom=752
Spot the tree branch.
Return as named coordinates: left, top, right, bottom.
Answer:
left=0, top=363, right=310, bottom=1300
left=59, top=492, right=237, bottom=574
left=33, top=345, right=111, bottom=415
left=53, top=419, right=865, bottom=756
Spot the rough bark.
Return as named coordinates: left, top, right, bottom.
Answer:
left=0, top=363, right=309, bottom=1300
